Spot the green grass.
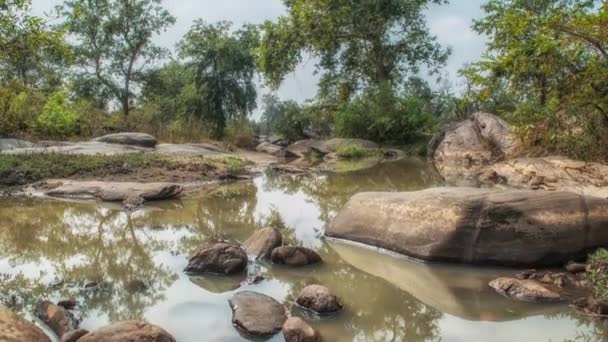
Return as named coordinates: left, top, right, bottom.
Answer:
left=588, top=248, right=608, bottom=300
left=0, top=152, right=249, bottom=186
left=336, top=144, right=370, bottom=159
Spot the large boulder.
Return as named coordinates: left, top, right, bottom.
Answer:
left=286, top=139, right=322, bottom=158
left=282, top=317, right=321, bottom=342
left=36, top=301, right=73, bottom=339
left=311, top=138, right=378, bottom=155
left=256, top=142, right=283, bottom=155
left=479, top=156, right=608, bottom=198
left=0, top=138, right=35, bottom=150
left=431, top=112, right=523, bottom=185
left=326, top=187, right=608, bottom=266
left=77, top=321, right=175, bottom=342
left=228, top=291, right=287, bottom=337
left=42, top=181, right=183, bottom=202
left=489, top=277, right=562, bottom=303
left=94, top=132, right=157, bottom=148
left=271, top=246, right=322, bottom=266
left=296, top=285, right=343, bottom=314
left=0, top=306, right=50, bottom=342
left=184, top=243, right=248, bottom=275
left=2, top=141, right=149, bottom=156
left=243, top=228, right=283, bottom=260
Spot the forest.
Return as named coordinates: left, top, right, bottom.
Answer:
left=1, top=0, right=608, bottom=160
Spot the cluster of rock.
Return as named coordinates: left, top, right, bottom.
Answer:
left=184, top=227, right=343, bottom=340
left=0, top=304, right=175, bottom=342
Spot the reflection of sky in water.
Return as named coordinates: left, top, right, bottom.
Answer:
left=0, top=159, right=604, bottom=341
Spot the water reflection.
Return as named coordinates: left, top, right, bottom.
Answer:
left=0, top=159, right=604, bottom=341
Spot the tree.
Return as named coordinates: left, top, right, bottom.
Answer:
left=178, top=21, right=259, bottom=137
left=463, top=0, right=608, bottom=159
left=0, top=0, right=70, bottom=88
left=258, top=0, right=450, bottom=103
left=260, top=94, right=307, bottom=139
left=61, top=0, right=175, bottom=121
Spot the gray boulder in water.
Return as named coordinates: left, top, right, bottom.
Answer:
left=229, top=291, right=287, bottom=337
left=327, top=187, right=608, bottom=266
left=94, top=132, right=157, bottom=148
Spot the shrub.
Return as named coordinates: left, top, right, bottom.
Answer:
left=0, top=82, right=45, bottom=136
left=588, top=249, right=608, bottom=300
left=37, top=91, right=79, bottom=138
left=224, top=120, right=257, bottom=149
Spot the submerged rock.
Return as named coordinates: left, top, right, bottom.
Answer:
left=77, top=321, right=175, bottom=342
left=489, top=277, right=562, bottom=303
left=228, top=291, right=287, bottom=337
left=271, top=246, right=322, bottom=266
left=327, top=187, right=608, bottom=266
left=94, top=132, right=157, bottom=148
left=243, top=228, right=283, bottom=260
left=36, top=300, right=74, bottom=338
left=0, top=306, right=50, bottom=342
left=60, top=329, right=89, bottom=342
left=42, top=180, right=183, bottom=202
left=296, top=285, right=343, bottom=314
left=283, top=317, right=321, bottom=342
left=184, top=243, right=248, bottom=275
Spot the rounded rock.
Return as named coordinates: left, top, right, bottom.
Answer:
left=0, top=306, right=50, bottom=342
left=229, top=291, right=287, bottom=337
left=184, top=243, right=247, bottom=275
left=77, top=321, right=175, bottom=342
left=296, top=285, right=343, bottom=314
left=283, top=317, right=321, bottom=342
left=270, top=246, right=322, bottom=267
left=489, top=277, right=562, bottom=303
left=243, top=228, right=283, bottom=260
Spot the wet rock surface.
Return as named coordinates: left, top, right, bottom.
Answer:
left=36, top=300, right=74, bottom=338
left=185, top=243, right=248, bottom=275
left=283, top=317, right=321, bottom=342
left=271, top=246, right=322, bottom=266
left=228, top=291, right=287, bottom=337
left=296, top=285, right=343, bottom=314
left=0, top=306, right=50, bottom=342
left=60, top=329, right=89, bottom=342
left=327, top=187, right=608, bottom=266
left=243, top=227, right=283, bottom=260
left=77, top=321, right=175, bottom=342
left=41, top=180, right=183, bottom=202
left=489, top=277, right=563, bottom=303
left=94, top=132, right=158, bottom=148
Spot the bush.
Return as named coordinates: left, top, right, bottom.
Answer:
left=334, top=82, right=433, bottom=144
left=588, top=249, right=608, bottom=300
left=37, top=91, right=79, bottom=138
left=224, top=120, right=257, bottom=148
left=0, top=82, right=46, bottom=136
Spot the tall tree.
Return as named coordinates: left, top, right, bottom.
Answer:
left=0, top=0, right=70, bottom=88
left=258, top=0, right=450, bottom=103
left=61, top=0, right=175, bottom=120
left=178, top=21, right=259, bottom=137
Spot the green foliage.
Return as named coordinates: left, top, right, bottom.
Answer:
left=61, top=0, right=176, bottom=119
left=258, top=0, right=450, bottom=102
left=0, top=81, right=45, bottom=135
left=219, top=155, right=248, bottom=175
left=335, top=82, right=433, bottom=144
left=223, top=120, right=257, bottom=149
left=463, top=0, right=608, bottom=160
left=336, top=145, right=368, bottom=159
left=588, top=248, right=608, bottom=301
left=37, top=91, right=79, bottom=137
left=260, top=94, right=308, bottom=139
left=178, top=21, right=259, bottom=138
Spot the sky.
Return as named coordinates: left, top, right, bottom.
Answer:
left=31, top=0, right=487, bottom=111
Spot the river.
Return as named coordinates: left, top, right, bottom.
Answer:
left=0, top=158, right=603, bottom=341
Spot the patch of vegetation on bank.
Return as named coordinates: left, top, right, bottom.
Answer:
left=588, top=249, right=608, bottom=300
left=336, top=145, right=380, bottom=159
left=0, top=153, right=249, bottom=186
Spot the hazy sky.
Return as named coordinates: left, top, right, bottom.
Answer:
left=31, top=0, right=487, bottom=109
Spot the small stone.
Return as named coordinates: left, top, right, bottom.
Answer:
left=566, top=262, right=587, bottom=274
left=229, top=291, right=287, bottom=337
left=241, top=275, right=265, bottom=286
left=61, top=329, right=89, bottom=342
left=489, top=277, right=562, bottom=303
left=296, top=285, right=343, bottom=314
left=243, top=228, right=282, bottom=260
left=283, top=317, right=321, bottom=342
left=57, top=299, right=78, bottom=310
left=271, top=246, right=322, bottom=267
left=184, top=243, right=248, bottom=275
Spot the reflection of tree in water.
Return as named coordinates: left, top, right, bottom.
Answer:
left=548, top=311, right=608, bottom=342
left=263, top=158, right=443, bottom=225
left=0, top=200, right=177, bottom=321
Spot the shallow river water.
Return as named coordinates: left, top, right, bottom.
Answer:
left=0, top=158, right=606, bottom=341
